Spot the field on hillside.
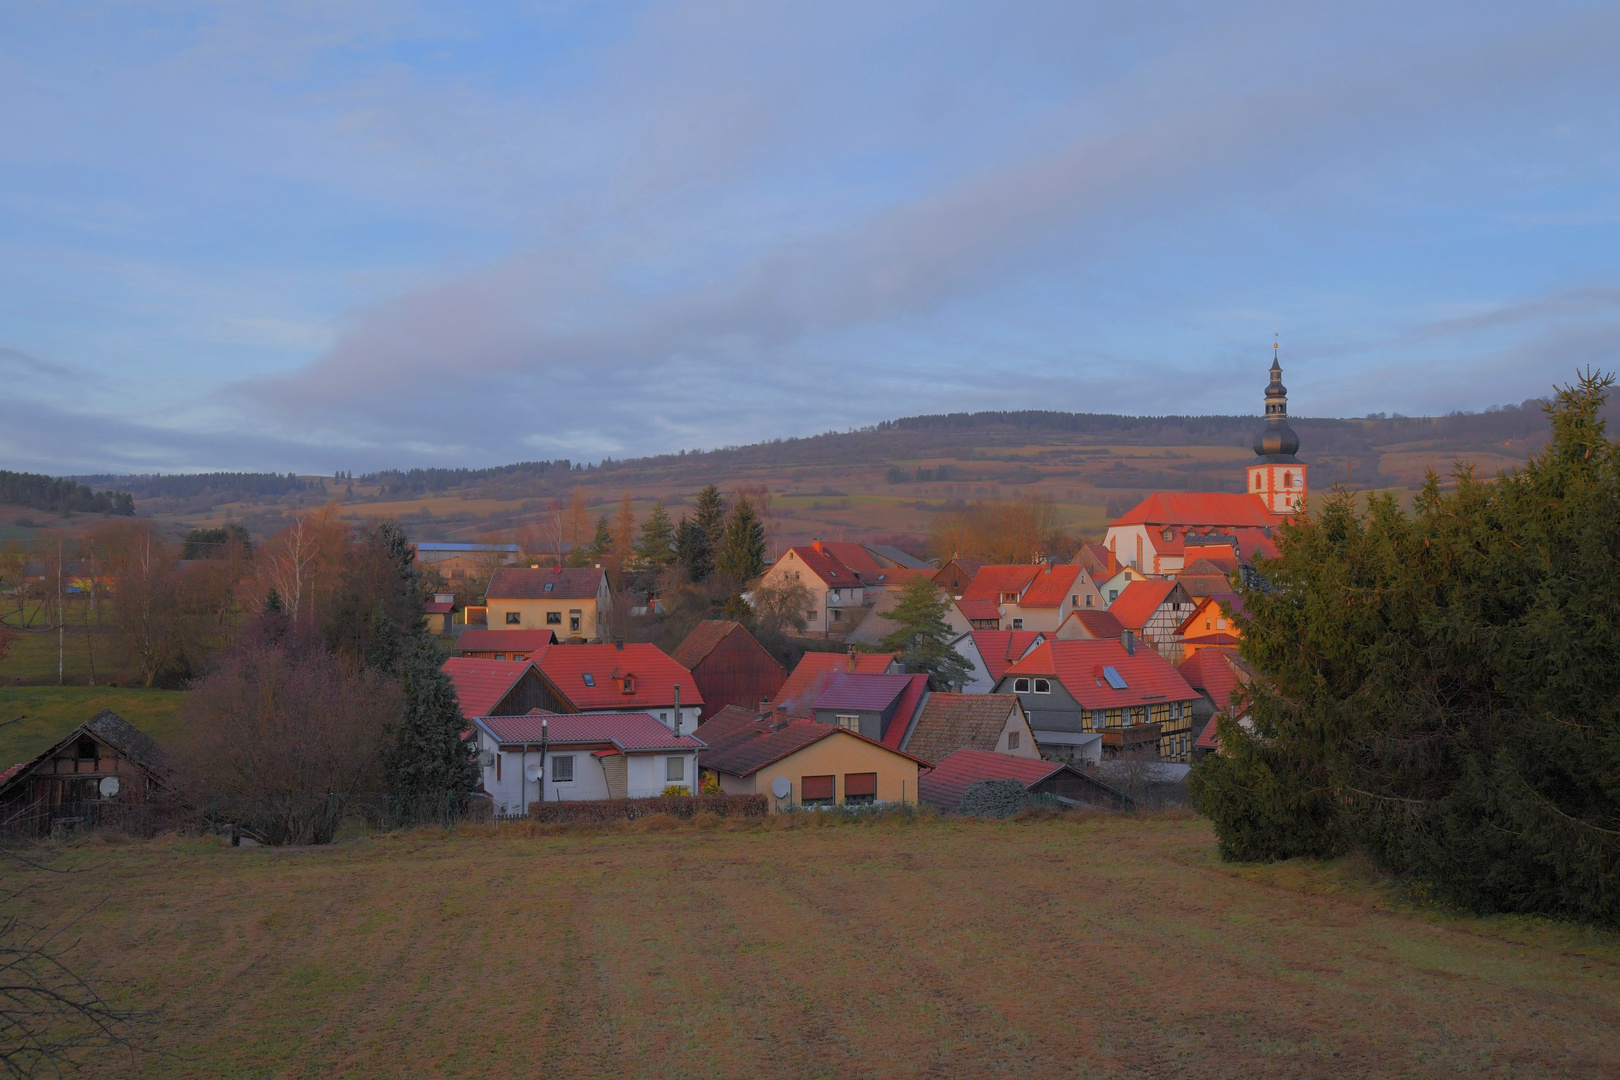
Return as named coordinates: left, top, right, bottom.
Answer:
left=0, top=686, right=187, bottom=766
left=8, top=815, right=1619, bottom=1079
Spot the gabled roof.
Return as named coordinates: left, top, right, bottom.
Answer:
left=670, top=620, right=745, bottom=669
left=1017, top=564, right=1086, bottom=609
left=456, top=629, right=556, bottom=654
left=903, top=694, right=1020, bottom=761
left=1195, top=716, right=1221, bottom=751
left=475, top=711, right=704, bottom=752
left=442, top=658, right=537, bottom=719
left=1005, top=639, right=1199, bottom=709
left=0, top=710, right=169, bottom=800
left=1176, top=593, right=1247, bottom=636
left=1056, top=609, right=1123, bottom=639
left=1073, top=543, right=1118, bottom=578
left=812, top=672, right=916, bottom=714
left=699, top=716, right=927, bottom=777
left=486, top=566, right=606, bottom=600
left=918, top=748, right=1066, bottom=810
left=1107, top=579, right=1178, bottom=631
left=692, top=705, right=772, bottom=757
left=955, top=598, right=1002, bottom=623
left=934, top=557, right=985, bottom=582
left=813, top=541, right=887, bottom=577
left=882, top=674, right=931, bottom=749
left=535, top=643, right=703, bottom=711
left=1110, top=492, right=1276, bottom=529
left=959, top=565, right=1043, bottom=604
left=782, top=545, right=865, bottom=588
left=1178, top=646, right=1251, bottom=717
left=969, top=630, right=1045, bottom=682
left=772, top=651, right=897, bottom=710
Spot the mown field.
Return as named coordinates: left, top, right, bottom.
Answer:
left=8, top=814, right=1619, bottom=1079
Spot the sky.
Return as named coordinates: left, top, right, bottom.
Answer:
left=2, top=1, right=1618, bottom=476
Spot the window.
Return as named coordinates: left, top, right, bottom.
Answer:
left=1007, top=732, right=1020, bottom=750
left=1091, top=709, right=1106, bottom=729
left=807, top=610, right=818, bottom=621
left=494, top=654, right=506, bottom=661
left=1086, top=594, right=1094, bottom=607
left=551, top=754, right=575, bottom=783
left=514, top=654, right=526, bottom=661
left=836, top=715, right=860, bottom=731
left=1033, top=678, right=1051, bottom=694
left=1011, top=618, right=1024, bottom=630
left=831, top=609, right=843, bottom=622
left=666, top=757, right=685, bottom=782
left=76, top=737, right=98, bottom=760
left=1284, top=471, right=1293, bottom=487
left=582, top=673, right=595, bottom=687
left=1205, top=619, right=1212, bottom=631
left=1162, top=529, right=1173, bottom=542
left=546, top=611, right=562, bottom=625
left=1109, top=589, right=1119, bottom=603
left=569, top=610, right=581, bottom=632
left=1284, top=496, right=1291, bottom=507
left=1014, top=678, right=1032, bottom=693
left=621, top=674, right=636, bottom=695
left=844, top=773, right=877, bottom=805
left=1216, top=617, right=1227, bottom=629
left=801, top=775, right=835, bottom=807
left=544, top=582, right=554, bottom=592
left=1254, top=473, right=1261, bottom=489
left=1071, top=595, right=1080, bottom=607
left=1000, top=592, right=1018, bottom=604
left=505, top=611, right=521, bottom=624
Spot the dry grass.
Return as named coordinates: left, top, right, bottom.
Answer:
left=0, top=686, right=187, bottom=767
left=7, top=814, right=1619, bottom=1078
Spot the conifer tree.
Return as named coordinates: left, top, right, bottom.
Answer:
left=880, top=576, right=973, bottom=690
left=675, top=515, right=712, bottom=582
left=693, top=484, right=726, bottom=554
left=588, top=515, right=614, bottom=561
left=715, top=497, right=766, bottom=586
left=635, top=502, right=676, bottom=570
left=385, top=633, right=479, bottom=807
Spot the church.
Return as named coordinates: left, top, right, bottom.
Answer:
left=1103, top=350, right=1307, bottom=576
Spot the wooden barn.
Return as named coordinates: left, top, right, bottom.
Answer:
left=0, top=710, right=169, bottom=836
left=671, top=621, right=786, bottom=719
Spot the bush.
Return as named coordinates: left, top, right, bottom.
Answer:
left=528, top=794, right=766, bottom=825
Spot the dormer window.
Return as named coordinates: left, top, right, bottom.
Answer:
left=1162, top=529, right=1173, bottom=542
left=1014, top=678, right=1032, bottom=693
left=620, top=673, right=636, bottom=695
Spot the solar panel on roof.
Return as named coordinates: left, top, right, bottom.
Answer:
left=1102, top=665, right=1128, bottom=690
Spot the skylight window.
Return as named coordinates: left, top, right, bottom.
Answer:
left=582, top=673, right=595, bottom=687
left=544, top=582, right=554, bottom=592
left=1102, top=666, right=1128, bottom=690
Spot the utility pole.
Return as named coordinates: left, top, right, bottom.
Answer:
left=57, top=535, right=64, bottom=686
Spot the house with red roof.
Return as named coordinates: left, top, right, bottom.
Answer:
left=919, top=749, right=1126, bottom=812
left=1178, top=594, right=1246, bottom=657
left=809, top=672, right=930, bottom=748
left=441, top=658, right=555, bottom=718
left=470, top=711, right=705, bottom=814
left=952, top=562, right=1102, bottom=632
left=762, top=541, right=870, bottom=637
left=993, top=637, right=1202, bottom=763
left=671, top=620, right=785, bottom=717
left=1108, top=579, right=1196, bottom=663
left=1054, top=609, right=1124, bottom=640
left=531, top=641, right=705, bottom=735
left=949, top=629, right=1045, bottom=693
left=694, top=709, right=927, bottom=810
left=1095, top=563, right=1145, bottom=606
left=771, top=649, right=901, bottom=711
left=455, top=628, right=557, bottom=661
left=481, top=565, right=612, bottom=642
left=844, top=582, right=971, bottom=648
left=1179, top=645, right=1253, bottom=760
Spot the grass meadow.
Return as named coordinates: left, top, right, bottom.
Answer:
left=0, top=686, right=187, bottom=768
left=8, top=813, right=1618, bottom=1079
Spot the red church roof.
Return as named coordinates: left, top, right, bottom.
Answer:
left=1111, top=492, right=1276, bottom=529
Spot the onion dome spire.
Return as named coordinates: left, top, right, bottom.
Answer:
left=1252, top=341, right=1300, bottom=458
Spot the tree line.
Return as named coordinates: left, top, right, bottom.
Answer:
left=0, top=470, right=133, bottom=516
left=1193, top=370, right=1620, bottom=925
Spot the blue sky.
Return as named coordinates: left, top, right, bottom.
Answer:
left=2, top=1, right=1618, bottom=475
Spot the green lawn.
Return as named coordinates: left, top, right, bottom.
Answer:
left=0, top=686, right=187, bottom=767
left=8, top=815, right=1619, bottom=1078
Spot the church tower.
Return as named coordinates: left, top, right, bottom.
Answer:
left=1246, top=344, right=1307, bottom=514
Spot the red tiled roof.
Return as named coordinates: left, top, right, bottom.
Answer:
left=1005, top=639, right=1198, bottom=709
left=425, top=601, right=454, bottom=615
left=773, top=651, right=897, bottom=710
left=1018, top=563, right=1086, bottom=609
left=486, top=566, right=606, bottom=600
left=456, top=629, right=557, bottom=654
left=815, top=541, right=887, bottom=577
left=1179, top=646, right=1250, bottom=717
left=1107, top=579, right=1177, bottom=631
left=1195, top=715, right=1221, bottom=751
left=475, top=711, right=704, bottom=751
left=782, top=544, right=865, bottom=588
left=670, top=620, right=744, bottom=669
left=812, top=672, right=915, bottom=713
left=1111, top=492, right=1276, bottom=529
left=882, top=674, right=931, bottom=749
left=1057, top=610, right=1123, bottom=639
left=1176, top=594, right=1247, bottom=636
left=441, top=658, right=536, bottom=719
left=956, top=598, right=1001, bottom=623
left=970, top=630, right=1044, bottom=681
left=536, top=643, right=703, bottom=711
left=918, top=748, right=1064, bottom=810
left=959, top=565, right=1043, bottom=604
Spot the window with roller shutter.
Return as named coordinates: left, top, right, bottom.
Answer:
left=801, top=775, right=835, bottom=806
left=843, top=772, right=877, bottom=804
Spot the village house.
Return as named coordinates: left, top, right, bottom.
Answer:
left=670, top=620, right=786, bottom=718
left=474, top=566, right=612, bottom=642
left=455, top=628, right=557, bottom=661
left=771, top=649, right=901, bottom=711
left=471, top=711, right=704, bottom=814
left=993, top=636, right=1202, bottom=763
left=1178, top=594, right=1244, bottom=657
left=1180, top=645, right=1252, bottom=759
left=933, top=557, right=984, bottom=598
left=900, top=693, right=1038, bottom=762
left=762, top=542, right=868, bottom=637
left=808, top=671, right=930, bottom=746
left=1173, top=557, right=1238, bottom=600
left=442, top=658, right=555, bottom=717
left=531, top=641, right=704, bottom=735
left=0, top=710, right=168, bottom=835
left=1107, top=579, right=1196, bottom=663
left=1003, top=562, right=1105, bottom=631
left=1054, top=609, right=1124, bottom=641
left=844, top=581, right=971, bottom=648
left=1095, top=563, right=1144, bottom=605
left=948, top=629, right=1044, bottom=693
left=695, top=707, right=926, bottom=810
left=919, top=749, right=1125, bottom=812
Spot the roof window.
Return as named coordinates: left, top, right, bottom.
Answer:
left=582, top=673, right=596, bottom=687
left=1101, top=666, right=1128, bottom=690
left=544, top=582, right=554, bottom=592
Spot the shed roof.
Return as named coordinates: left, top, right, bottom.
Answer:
left=955, top=597, right=1002, bottom=623
left=969, top=630, right=1045, bottom=681
left=486, top=566, right=606, bottom=600
left=882, top=674, right=932, bottom=749
left=812, top=672, right=915, bottom=713
left=903, top=694, right=1020, bottom=761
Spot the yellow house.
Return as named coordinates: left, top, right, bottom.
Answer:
left=695, top=707, right=927, bottom=811
left=481, top=566, right=612, bottom=642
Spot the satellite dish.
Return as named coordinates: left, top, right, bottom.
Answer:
left=524, top=763, right=543, bottom=782
left=98, top=776, right=120, bottom=798
left=770, top=776, right=792, bottom=799
left=476, top=749, right=495, bottom=768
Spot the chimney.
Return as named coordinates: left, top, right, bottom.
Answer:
left=846, top=645, right=857, bottom=673
left=812, top=538, right=824, bottom=554
left=759, top=695, right=772, bottom=718
left=1122, top=629, right=1135, bottom=656
left=773, top=704, right=788, bottom=730
left=614, top=636, right=624, bottom=650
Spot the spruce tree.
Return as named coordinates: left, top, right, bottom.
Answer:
left=635, top=502, right=676, bottom=570
left=385, top=633, right=479, bottom=808
left=693, top=484, right=727, bottom=555
left=715, top=497, right=766, bottom=586
left=880, top=576, right=973, bottom=690
left=675, top=515, right=712, bottom=582
left=588, top=515, right=614, bottom=561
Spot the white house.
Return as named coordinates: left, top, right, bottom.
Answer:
left=472, top=711, right=705, bottom=815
